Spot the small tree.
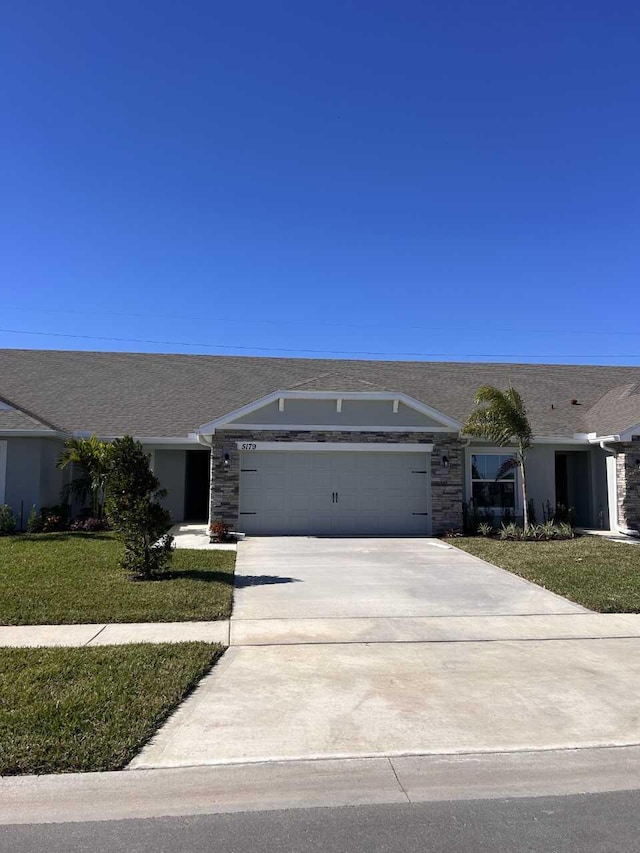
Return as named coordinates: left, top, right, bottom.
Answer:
left=105, top=436, right=173, bottom=579
left=58, top=435, right=113, bottom=518
left=0, top=505, right=16, bottom=536
left=462, top=385, right=533, bottom=529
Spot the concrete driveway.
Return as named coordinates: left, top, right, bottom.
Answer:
left=231, top=537, right=585, bottom=621
left=131, top=537, right=640, bottom=771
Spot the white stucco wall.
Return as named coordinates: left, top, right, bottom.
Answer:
left=153, top=449, right=187, bottom=523
left=463, top=443, right=606, bottom=526
left=3, top=437, right=66, bottom=527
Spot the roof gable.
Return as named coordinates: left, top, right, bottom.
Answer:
left=198, top=390, right=462, bottom=433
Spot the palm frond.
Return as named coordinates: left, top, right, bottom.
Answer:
left=462, top=384, right=532, bottom=450
left=495, top=457, right=518, bottom=481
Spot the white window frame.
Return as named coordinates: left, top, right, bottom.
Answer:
left=0, top=441, right=7, bottom=505
left=466, top=447, right=521, bottom=515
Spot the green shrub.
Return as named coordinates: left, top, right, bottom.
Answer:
left=537, top=520, right=558, bottom=540
left=556, top=522, right=575, bottom=540
left=477, top=522, right=493, bottom=537
left=0, top=505, right=16, bottom=536
left=26, top=505, right=43, bottom=533
left=499, top=522, right=521, bottom=540
left=106, top=436, right=173, bottom=579
left=25, top=505, right=70, bottom=534
left=498, top=521, right=575, bottom=542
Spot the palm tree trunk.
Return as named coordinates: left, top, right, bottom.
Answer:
left=521, top=460, right=529, bottom=529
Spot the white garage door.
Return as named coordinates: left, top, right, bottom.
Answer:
left=239, top=450, right=431, bottom=536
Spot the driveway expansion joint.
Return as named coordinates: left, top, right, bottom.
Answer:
left=387, top=757, right=411, bottom=803
left=84, top=625, right=107, bottom=646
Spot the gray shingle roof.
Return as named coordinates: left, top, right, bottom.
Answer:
left=0, top=394, right=59, bottom=432
left=584, top=383, right=640, bottom=436
left=0, top=349, right=638, bottom=438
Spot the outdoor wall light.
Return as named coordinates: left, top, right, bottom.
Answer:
left=223, top=453, right=230, bottom=468
left=442, top=455, right=450, bottom=469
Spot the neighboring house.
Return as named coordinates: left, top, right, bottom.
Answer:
left=0, top=349, right=638, bottom=536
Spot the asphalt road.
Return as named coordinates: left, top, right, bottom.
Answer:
left=1, top=790, right=638, bottom=853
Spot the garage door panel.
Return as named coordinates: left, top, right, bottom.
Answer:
left=239, top=450, right=430, bottom=536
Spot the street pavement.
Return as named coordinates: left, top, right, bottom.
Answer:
left=2, top=790, right=638, bottom=853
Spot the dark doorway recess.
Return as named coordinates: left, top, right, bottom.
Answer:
left=184, top=449, right=210, bottom=521
left=555, top=453, right=569, bottom=510
left=555, top=451, right=591, bottom=527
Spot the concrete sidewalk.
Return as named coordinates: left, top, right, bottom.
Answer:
left=0, top=621, right=230, bottom=647
left=4, top=746, right=640, bottom=825
left=169, top=524, right=237, bottom=551
left=230, top=612, right=640, bottom=645
left=4, top=613, right=640, bottom=648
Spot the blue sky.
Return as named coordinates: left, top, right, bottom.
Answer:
left=2, top=1, right=639, bottom=364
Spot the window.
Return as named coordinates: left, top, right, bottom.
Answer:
left=471, top=453, right=516, bottom=509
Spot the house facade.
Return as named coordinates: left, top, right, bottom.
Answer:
left=0, top=350, right=638, bottom=536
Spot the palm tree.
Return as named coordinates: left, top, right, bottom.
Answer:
left=462, top=385, right=533, bottom=529
left=58, top=435, right=113, bottom=518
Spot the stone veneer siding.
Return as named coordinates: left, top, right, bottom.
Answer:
left=208, top=430, right=464, bottom=535
left=616, top=440, right=640, bottom=533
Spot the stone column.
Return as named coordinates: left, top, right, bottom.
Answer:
left=616, top=441, right=640, bottom=533
left=209, top=435, right=240, bottom=530
left=430, top=437, right=464, bottom=534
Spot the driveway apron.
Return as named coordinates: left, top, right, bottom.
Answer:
left=130, top=538, right=640, bottom=770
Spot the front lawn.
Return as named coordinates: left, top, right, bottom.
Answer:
left=0, top=533, right=235, bottom=624
left=0, top=642, right=222, bottom=775
left=452, top=536, right=640, bottom=612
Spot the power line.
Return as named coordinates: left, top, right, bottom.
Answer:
left=0, top=327, right=639, bottom=361
left=2, top=306, right=640, bottom=338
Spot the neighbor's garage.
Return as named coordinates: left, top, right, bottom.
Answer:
left=238, top=447, right=431, bottom=536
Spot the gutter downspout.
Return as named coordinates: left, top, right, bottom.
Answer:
left=598, top=437, right=640, bottom=538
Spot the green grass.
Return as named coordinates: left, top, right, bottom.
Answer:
left=0, top=642, right=223, bottom=775
left=452, top=535, right=640, bottom=612
left=0, top=533, right=235, bottom=624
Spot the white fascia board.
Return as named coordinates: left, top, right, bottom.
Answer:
left=222, top=423, right=452, bottom=433
left=0, top=429, right=68, bottom=439
left=198, top=390, right=285, bottom=433
left=76, top=434, right=200, bottom=445
left=197, top=389, right=462, bottom=433
left=236, top=441, right=434, bottom=453
left=133, top=436, right=200, bottom=445
left=532, top=435, right=591, bottom=445
left=391, top=393, right=461, bottom=428
left=464, top=434, right=590, bottom=446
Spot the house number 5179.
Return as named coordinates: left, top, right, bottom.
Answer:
left=241, top=443, right=257, bottom=451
